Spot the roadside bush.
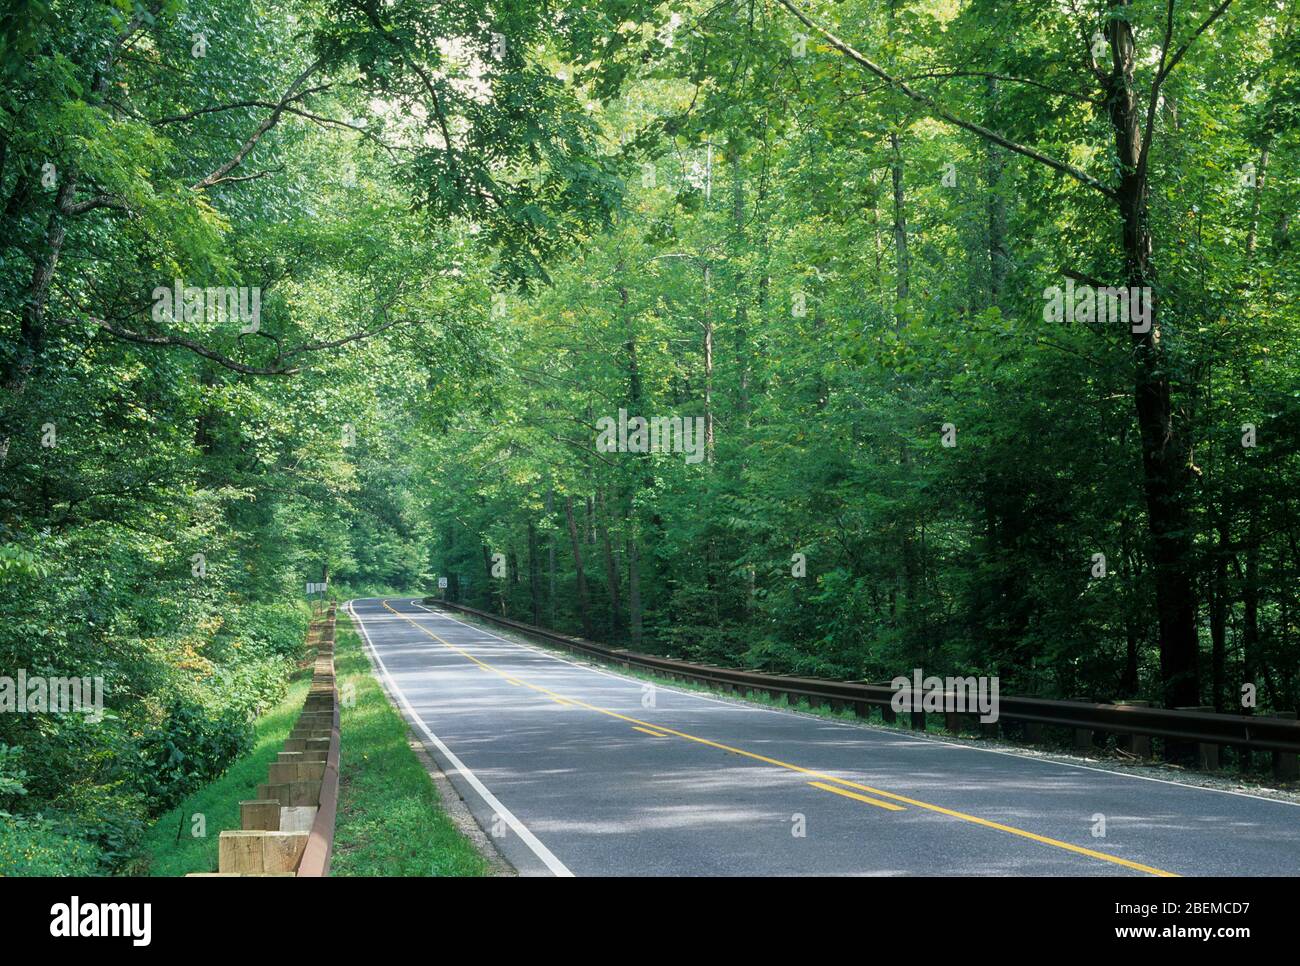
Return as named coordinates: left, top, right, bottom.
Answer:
left=136, top=701, right=253, bottom=815
left=0, top=814, right=100, bottom=876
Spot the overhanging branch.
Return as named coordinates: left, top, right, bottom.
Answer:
left=775, top=0, right=1119, bottom=200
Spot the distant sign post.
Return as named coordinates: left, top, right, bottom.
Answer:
left=437, top=576, right=448, bottom=599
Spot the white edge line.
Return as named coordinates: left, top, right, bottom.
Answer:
left=345, top=600, right=575, bottom=877
left=405, top=599, right=1300, bottom=811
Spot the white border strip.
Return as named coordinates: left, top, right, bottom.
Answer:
left=346, top=600, right=574, bottom=877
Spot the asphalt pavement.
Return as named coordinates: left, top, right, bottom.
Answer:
left=347, top=596, right=1300, bottom=877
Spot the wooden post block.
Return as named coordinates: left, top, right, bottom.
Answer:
left=302, top=750, right=328, bottom=762
left=910, top=709, right=926, bottom=731
left=298, top=761, right=326, bottom=781
left=279, top=806, right=318, bottom=833
left=268, top=762, right=298, bottom=784
left=276, top=751, right=304, bottom=764
left=240, top=800, right=282, bottom=831
left=262, top=831, right=310, bottom=873
left=257, top=783, right=291, bottom=806
left=979, top=720, right=999, bottom=739
left=1024, top=722, right=1045, bottom=744
left=218, top=831, right=264, bottom=874
left=283, top=738, right=306, bottom=752
left=881, top=704, right=897, bottom=724
left=288, top=780, right=321, bottom=807
left=943, top=710, right=960, bottom=733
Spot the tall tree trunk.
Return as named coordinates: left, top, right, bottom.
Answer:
left=1245, top=145, right=1269, bottom=257
left=1119, top=512, right=1141, bottom=696
left=528, top=521, right=541, bottom=625
left=1242, top=499, right=1260, bottom=699
left=1104, top=8, right=1200, bottom=708
left=1210, top=517, right=1230, bottom=712
left=547, top=492, right=557, bottom=625
left=481, top=544, right=494, bottom=611
left=597, top=488, right=621, bottom=637
left=729, top=144, right=751, bottom=418
left=564, top=496, right=594, bottom=639
left=985, top=78, right=1008, bottom=308
left=1, top=175, right=75, bottom=465
left=702, top=263, right=715, bottom=460
left=627, top=532, right=643, bottom=648
left=890, top=131, right=909, bottom=317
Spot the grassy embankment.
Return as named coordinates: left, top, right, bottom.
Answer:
left=140, top=605, right=489, bottom=876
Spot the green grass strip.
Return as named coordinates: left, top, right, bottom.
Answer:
left=330, top=611, right=490, bottom=876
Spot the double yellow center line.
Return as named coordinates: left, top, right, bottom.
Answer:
left=379, top=600, right=1176, bottom=877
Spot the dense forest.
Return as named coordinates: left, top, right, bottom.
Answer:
left=2, top=0, right=1297, bottom=873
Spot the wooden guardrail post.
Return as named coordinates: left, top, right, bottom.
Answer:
left=1071, top=697, right=1094, bottom=752
left=1271, top=712, right=1299, bottom=780
left=189, top=604, right=340, bottom=877
left=240, top=800, right=282, bottom=831
left=1112, top=700, right=1152, bottom=758
left=1174, top=706, right=1220, bottom=770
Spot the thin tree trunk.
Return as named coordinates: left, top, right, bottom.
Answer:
left=564, top=496, right=594, bottom=638
left=890, top=131, right=909, bottom=317
left=702, top=263, right=715, bottom=460
left=1210, top=517, right=1230, bottom=712
left=985, top=77, right=1008, bottom=308
left=627, top=532, right=643, bottom=648
left=597, top=489, right=621, bottom=637
left=528, top=521, right=541, bottom=625
left=1245, top=145, right=1269, bottom=257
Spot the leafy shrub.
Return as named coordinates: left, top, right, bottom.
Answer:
left=0, top=813, right=100, bottom=876
left=223, top=602, right=311, bottom=661
left=136, top=701, right=253, bottom=815
left=0, top=743, right=29, bottom=811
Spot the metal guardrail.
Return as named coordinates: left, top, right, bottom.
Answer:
left=427, top=599, right=1300, bottom=758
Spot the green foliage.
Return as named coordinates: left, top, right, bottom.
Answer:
left=0, top=813, right=100, bottom=877
left=3, top=0, right=1298, bottom=874
left=136, top=701, right=253, bottom=815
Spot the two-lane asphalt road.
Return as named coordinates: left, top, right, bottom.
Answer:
left=348, top=597, right=1300, bottom=877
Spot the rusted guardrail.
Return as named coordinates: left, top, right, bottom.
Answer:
left=426, top=598, right=1300, bottom=774
left=190, top=603, right=341, bottom=876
